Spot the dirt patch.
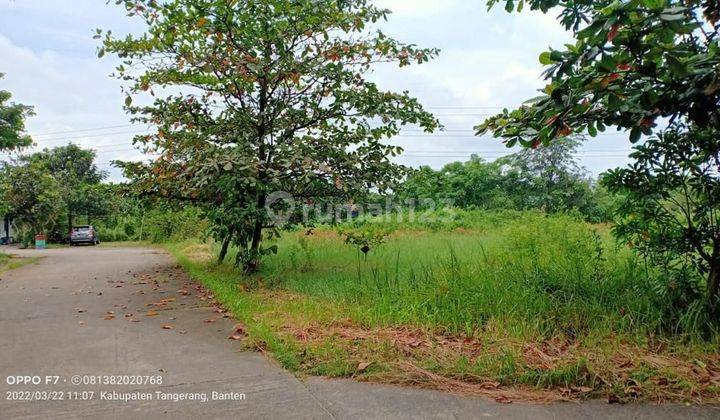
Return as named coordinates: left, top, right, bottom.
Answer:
left=182, top=243, right=213, bottom=262
left=279, top=320, right=720, bottom=404
left=385, top=362, right=567, bottom=404
left=289, top=321, right=488, bottom=358
left=522, top=337, right=575, bottom=370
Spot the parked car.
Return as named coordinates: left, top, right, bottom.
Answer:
left=70, top=225, right=99, bottom=246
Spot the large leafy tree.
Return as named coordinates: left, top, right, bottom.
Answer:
left=24, top=144, right=107, bottom=234
left=102, top=0, right=438, bottom=271
left=0, top=73, right=33, bottom=151
left=0, top=161, right=62, bottom=244
left=398, top=157, right=514, bottom=209
left=477, top=1, right=720, bottom=312
left=503, top=137, right=595, bottom=213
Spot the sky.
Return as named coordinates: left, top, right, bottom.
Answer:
left=0, top=0, right=634, bottom=182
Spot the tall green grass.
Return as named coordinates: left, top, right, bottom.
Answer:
left=242, top=211, right=684, bottom=339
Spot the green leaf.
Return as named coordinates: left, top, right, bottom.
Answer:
left=629, top=126, right=642, bottom=143
left=660, top=14, right=686, bottom=21
left=539, top=52, right=554, bottom=65
left=523, top=95, right=548, bottom=105
left=598, top=55, right=616, bottom=72
left=505, top=0, right=514, bottom=13
left=124, top=96, right=132, bottom=107
left=588, top=123, right=598, bottom=137
left=665, top=54, right=688, bottom=77
left=662, top=7, right=687, bottom=14
left=641, top=0, right=665, bottom=8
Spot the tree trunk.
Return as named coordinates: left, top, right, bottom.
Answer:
left=68, top=212, right=74, bottom=238
left=246, top=220, right=264, bottom=273
left=708, top=263, right=720, bottom=313
left=245, top=194, right=267, bottom=273
left=217, top=229, right=233, bottom=264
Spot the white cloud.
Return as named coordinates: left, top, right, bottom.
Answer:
left=0, top=33, right=141, bottom=180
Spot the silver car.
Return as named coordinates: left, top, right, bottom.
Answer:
left=70, top=225, right=99, bottom=246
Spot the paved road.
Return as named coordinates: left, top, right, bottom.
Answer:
left=0, top=246, right=716, bottom=419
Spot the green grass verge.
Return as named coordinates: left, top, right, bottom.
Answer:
left=165, top=211, right=720, bottom=403
left=0, top=252, right=40, bottom=273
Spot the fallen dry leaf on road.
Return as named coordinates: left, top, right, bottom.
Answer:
left=204, top=318, right=216, bottom=324
left=146, top=310, right=159, bottom=316
left=75, top=307, right=86, bottom=313
left=78, top=321, right=85, bottom=326
left=494, top=395, right=512, bottom=404
left=162, top=325, right=174, bottom=330
left=124, top=313, right=133, bottom=318
left=563, top=386, right=594, bottom=397
left=104, top=314, right=115, bottom=320
left=228, top=324, right=247, bottom=340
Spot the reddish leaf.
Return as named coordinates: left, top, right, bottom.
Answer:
left=608, top=24, right=620, bottom=42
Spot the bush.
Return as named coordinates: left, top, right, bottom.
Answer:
left=90, top=207, right=207, bottom=243
left=142, top=207, right=207, bottom=243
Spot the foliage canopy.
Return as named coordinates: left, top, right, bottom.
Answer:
left=0, top=73, right=34, bottom=151
left=102, top=0, right=438, bottom=271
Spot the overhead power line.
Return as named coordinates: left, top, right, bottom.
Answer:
left=32, top=130, right=153, bottom=144
left=24, top=103, right=617, bottom=138
left=29, top=129, right=626, bottom=145
left=31, top=124, right=138, bottom=137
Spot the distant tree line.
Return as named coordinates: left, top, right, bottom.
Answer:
left=395, top=137, right=613, bottom=222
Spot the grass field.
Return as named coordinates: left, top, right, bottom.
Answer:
left=167, top=210, right=720, bottom=403
left=0, top=251, right=39, bottom=273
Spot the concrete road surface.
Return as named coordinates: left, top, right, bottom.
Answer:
left=0, top=246, right=716, bottom=419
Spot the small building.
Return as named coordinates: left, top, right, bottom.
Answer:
left=1, top=215, right=13, bottom=244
